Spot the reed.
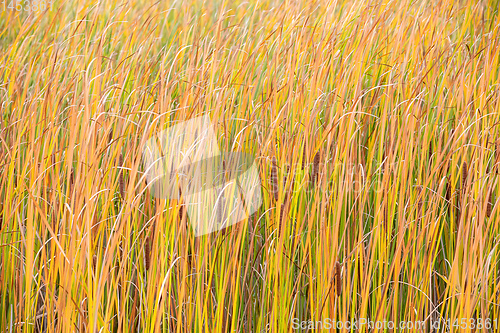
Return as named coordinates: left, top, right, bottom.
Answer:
left=1, top=0, right=499, bottom=331
left=487, top=190, right=494, bottom=218
left=334, top=261, right=342, bottom=298
left=311, top=151, right=320, bottom=186
left=270, top=156, right=279, bottom=201
left=462, top=161, right=468, bottom=191
left=119, top=154, right=125, bottom=199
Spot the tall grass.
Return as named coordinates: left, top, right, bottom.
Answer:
left=1, top=0, right=500, bottom=331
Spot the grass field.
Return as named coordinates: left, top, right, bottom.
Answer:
left=1, top=0, right=500, bottom=331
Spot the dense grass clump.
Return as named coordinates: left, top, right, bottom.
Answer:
left=1, top=0, right=500, bottom=331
